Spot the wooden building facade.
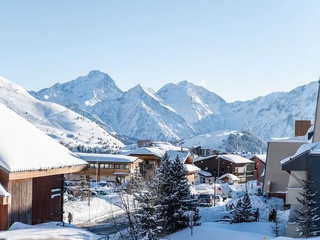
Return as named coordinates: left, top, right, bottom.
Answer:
left=194, top=154, right=255, bottom=183
left=73, top=153, right=143, bottom=185
left=0, top=165, right=86, bottom=230
left=0, top=103, right=88, bottom=230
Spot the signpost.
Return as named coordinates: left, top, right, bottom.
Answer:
left=189, top=211, right=194, bottom=236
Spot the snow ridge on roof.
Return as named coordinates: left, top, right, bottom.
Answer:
left=198, top=169, right=212, bottom=177
left=280, top=142, right=319, bottom=165
left=184, top=164, right=200, bottom=173
left=0, top=103, right=87, bottom=172
left=127, top=147, right=167, bottom=158
left=194, top=154, right=253, bottom=164
left=253, top=154, right=267, bottom=163
left=219, top=154, right=253, bottom=164
left=77, top=153, right=139, bottom=163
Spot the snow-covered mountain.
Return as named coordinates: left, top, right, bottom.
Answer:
left=31, top=70, right=317, bottom=146
left=34, top=70, right=123, bottom=110
left=0, top=76, right=124, bottom=153
left=157, top=81, right=227, bottom=124
left=91, top=84, right=195, bottom=141
left=179, top=130, right=267, bottom=153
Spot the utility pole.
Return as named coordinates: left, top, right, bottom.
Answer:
left=214, top=177, right=216, bottom=207
left=245, top=164, right=248, bottom=193
left=217, top=156, right=220, bottom=178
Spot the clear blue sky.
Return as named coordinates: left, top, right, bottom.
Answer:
left=1, top=0, right=320, bottom=102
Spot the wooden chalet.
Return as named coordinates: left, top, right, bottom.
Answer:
left=196, top=169, right=213, bottom=184
left=126, top=147, right=166, bottom=179
left=166, top=150, right=200, bottom=184
left=122, top=142, right=200, bottom=183
left=74, top=153, right=143, bottom=185
left=0, top=104, right=88, bottom=230
left=194, top=154, right=254, bottom=183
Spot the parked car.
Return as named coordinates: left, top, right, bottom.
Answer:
left=220, top=208, right=258, bottom=223
left=197, top=193, right=223, bottom=207
left=90, top=187, right=114, bottom=196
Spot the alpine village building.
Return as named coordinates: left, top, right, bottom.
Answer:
left=0, top=103, right=88, bottom=230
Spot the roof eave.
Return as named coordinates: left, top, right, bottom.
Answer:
left=281, top=151, right=309, bottom=171
left=8, top=164, right=88, bottom=181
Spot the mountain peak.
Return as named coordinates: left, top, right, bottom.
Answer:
left=178, top=80, right=191, bottom=87
left=87, top=70, right=109, bottom=78
left=33, top=70, right=123, bottom=110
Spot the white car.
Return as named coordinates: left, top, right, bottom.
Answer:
left=197, top=193, right=223, bottom=207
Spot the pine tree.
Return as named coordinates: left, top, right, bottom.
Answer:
left=156, top=152, right=200, bottom=233
left=231, top=197, right=243, bottom=223
left=134, top=180, right=163, bottom=240
left=170, top=155, right=200, bottom=229
left=242, top=192, right=253, bottom=222
left=231, top=192, right=253, bottom=223
left=294, top=171, right=320, bottom=238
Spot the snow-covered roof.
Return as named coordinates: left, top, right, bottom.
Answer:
left=198, top=170, right=212, bottom=177
left=184, top=164, right=200, bottom=173
left=166, top=150, right=190, bottom=163
left=219, top=154, right=253, bottom=164
left=252, top=154, right=267, bottom=163
left=122, top=142, right=187, bottom=158
left=150, top=141, right=185, bottom=151
left=219, top=173, right=240, bottom=181
left=280, top=142, right=320, bottom=165
left=0, top=183, right=10, bottom=197
left=193, top=155, right=217, bottom=162
left=126, top=147, right=167, bottom=158
left=77, top=153, right=139, bottom=163
left=0, top=103, right=87, bottom=173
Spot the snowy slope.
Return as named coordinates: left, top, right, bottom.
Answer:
left=216, top=82, right=317, bottom=140
left=0, top=76, right=124, bottom=152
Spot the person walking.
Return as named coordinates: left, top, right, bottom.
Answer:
left=256, top=208, right=260, bottom=222
left=68, top=212, right=73, bottom=224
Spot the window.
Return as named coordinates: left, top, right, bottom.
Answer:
left=115, top=164, right=129, bottom=169
left=100, top=164, right=113, bottom=169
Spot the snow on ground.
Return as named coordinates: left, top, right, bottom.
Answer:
left=1, top=190, right=320, bottom=239
left=63, top=193, right=124, bottom=225
left=0, top=221, right=101, bottom=239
